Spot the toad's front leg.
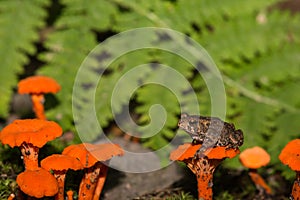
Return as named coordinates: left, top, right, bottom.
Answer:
left=194, top=148, right=206, bottom=158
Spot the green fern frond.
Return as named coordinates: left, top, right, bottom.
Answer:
left=34, top=0, right=300, bottom=172
left=56, top=0, right=117, bottom=31
left=38, top=28, right=96, bottom=130
left=224, top=41, right=300, bottom=168
left=240, top=44, right=300, bottom=89
left=0, top=0, right=49, bottom=117
left=200, top=11, right=300, bottom=65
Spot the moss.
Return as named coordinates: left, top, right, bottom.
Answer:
left=0, top=161, right=20, bottom=198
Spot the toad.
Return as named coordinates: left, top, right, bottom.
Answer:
left=178, top=113, right=244, bottom=157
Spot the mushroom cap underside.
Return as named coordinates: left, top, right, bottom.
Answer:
left=0, top=119, right=62, bottom=148
left=18, top=75, right=61, bottom=94
left=170, top=143, right=240, bottom=161
left=16, top=168, right=58, bottom=198
left=41, top=154, right=84, bottom=171
left=62, top=143, right=124, bottom=168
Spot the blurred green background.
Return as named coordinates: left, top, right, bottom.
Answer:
left=0, top=0, right=300, bottom=180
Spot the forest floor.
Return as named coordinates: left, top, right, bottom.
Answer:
left=0, top=119, right=293, bottom=200
left=100, top=138, right=291, bottom=200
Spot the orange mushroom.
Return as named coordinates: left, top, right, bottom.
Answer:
left=0, top=119, right=62, bottom=170
left=239, top=146, right=272, bottom=195
left=16, top=168, right=58, bottom=198
left=279, top=139, right=300, bottom=199
left=170, top=143, right=240, bottom=200
left=92, top=165, right=108, bottom=200
left=41, top=154, right=84, bottom=200
left=67, top=190, right=74, bottom=200
left=18, top=75, right=60, bottom=120
left=62, top=143, right=124, bottom=200
left=7, top=194, right=15, bottom=200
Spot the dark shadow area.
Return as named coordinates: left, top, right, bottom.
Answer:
left=0, top=147, right=23, bottom=169
left=170, top=165, right=198, bottom=198
left=39, top=142, right=64, bottom=161
left=101, top=167, right=126, bottom=198
left=275, top=0, right=300, bottom=14
left=65, top=169, right=84, bottom=193
left=44, top=93, right=60, bottom=111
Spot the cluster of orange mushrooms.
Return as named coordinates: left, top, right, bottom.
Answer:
left=170, top=138, right=300, bottom=199
left=0, top=75, right=299, bottom=200
left=0, top=76, right=124, bottom=199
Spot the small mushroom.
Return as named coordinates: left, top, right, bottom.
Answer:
left=239, top=146, right=272, bottom=195
left=62, top=143, right=124, bottom=200
left=170, top=143, right=240, bottom=200
left=18, top=75, right=61, bottom=120
left=279, top=139, right=300, bottom=199
left=16, top=168, right=58, bottom=198
left=67, top=190, right=74, bottom=200
left=0, top=119, right=63, bottom=170
left=7, top=194, right=15, bottom=200
left=41, top=154, right=84, bottom=200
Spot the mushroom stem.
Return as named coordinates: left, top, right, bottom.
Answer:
left=53, top=173, right=67, bottom=200
left=248, top=169, right=272, bottom=195
left=7, top=194, right=15, bottom=200
left=79, top=162, right=101, bottom=200
left=93, top=165, right=108, bottom=200
left=291, top=171, right=300, bottom=199
left=31, top=94, right=46, bottom=120
left=67, top=190, right=73, bottom=200
left=196, top=172, right=213, bottom=200
left=186, top=157, right=222, bottom=200
left=20, top=143, right=39, bottom=170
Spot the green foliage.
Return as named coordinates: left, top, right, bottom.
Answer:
left=0, top=0, right=300, bottom=176
left=166, top=191, right=196, bottom=200
left=214, top=191, right=235, bottom=200
left=0, top=0, right=49, bottom=117
left=0, top=161, right=20, bottom=199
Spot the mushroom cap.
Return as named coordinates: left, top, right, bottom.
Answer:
left=170, top=143, right=240, bottom=161
left=0, top=119, right=63, bottom=148
left=18, top=75, right=61, bottom=94
left=62, top=143, right=124, bottom=168
left=41, top=154, right=84, bottom=172
left=279, top=139, right=300, bottom=171
left=239, top=146, right=270, bottom=169
left=16, top=168, right=58, bottom=198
